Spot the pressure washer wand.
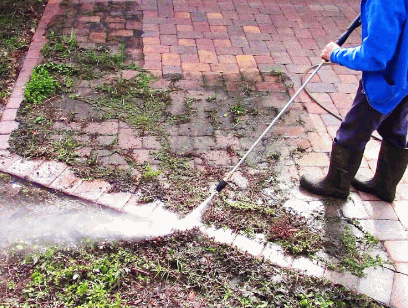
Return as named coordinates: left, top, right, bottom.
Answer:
left=215, top=15, right=361, bottom=193
left=336, top=14, right=361, bottom=47
left=216, top=61, right=323, bottom=191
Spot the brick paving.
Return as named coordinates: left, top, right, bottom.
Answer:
left=1, top=0, right=408, bottom=306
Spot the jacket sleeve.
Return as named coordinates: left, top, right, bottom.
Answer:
left=330, top=0, right=406, bottom=72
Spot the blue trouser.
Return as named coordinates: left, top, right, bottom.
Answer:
left=336, top=81, right=408, bottom=151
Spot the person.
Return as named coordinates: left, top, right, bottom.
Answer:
left=300, top=0, right=408, bottom=203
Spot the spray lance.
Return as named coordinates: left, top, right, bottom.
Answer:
left=215, top=15, right=361, bottom=193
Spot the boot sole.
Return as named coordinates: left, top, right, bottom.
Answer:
left=300, top=177, right=349, bottom=200
left=351, top=180, right=394, bottom=203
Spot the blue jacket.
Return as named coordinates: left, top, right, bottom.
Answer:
left=330, top=0, right=408, bottom=114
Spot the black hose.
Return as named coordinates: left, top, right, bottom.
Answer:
left=300, top=64, right=382, bottom=142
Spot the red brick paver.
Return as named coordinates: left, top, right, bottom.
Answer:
left=27, top=161, right=67, bottom=186
left=72, top=179, right=111, bottom=202
left=384, top=241, right=408, bottom=263
left=391, top=274, right=408, bottom=308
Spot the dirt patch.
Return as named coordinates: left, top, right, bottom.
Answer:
left=53, top=97, right=106, bottom=120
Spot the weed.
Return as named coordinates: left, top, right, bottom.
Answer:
left=34, top=115, right=45, bottom=124
left=228, top=101, right=261, bottom=124
left=92, top=76, right=171, bottom=133
left=68, top=28, right=76, bottom=50
left=0, top=172, right=11, bottom=181
left=38, top=62, right=78, bottom=76
left=68, top=93, right=81, bottom=99
left=64, top=76, right=74, bottom=88
left=299, top=292, right=335, bottom=308
left=81, top=48, right=125, bottom=71
left=269, top=69, right=284, bottom=77
left=241, top=227, right=256, bottom=239
left=320, top=220, right=389, bottom=277
left=206, top=95, right=216, bottom=102
left=85, top=152, right=98, bottom=166
left=268, top=214, right=323, bottom=255
left=155, top=149, right=188, bottom=171
left=364, top=232, right=380, bottom=245
left=52, top=136, right=80, bottom=165
left=19, top=246, right=132, bottom=306
left=170, top=97, right=199, bottom=124
left=269, top=69, right=294, bottom=88
left=268, top=151, right=281, bottom=161
left=205, top=107, right=220, bottom=130
left=296, top=116, right=306, bottom=126
left=140, top=164, right=161, bottom=182
left=41, top=34, right=135, bottom=80
left=169, top=74, right=183, bottom=83
left=240, top=82, right=254, bottom=96
left=24, top=66, right=59, bottom=104
left=230, top=103, right=245, bottom=116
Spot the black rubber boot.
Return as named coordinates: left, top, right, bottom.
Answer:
left=351, top=140, right=408, bottom=203
left=300, top=142, right=364, bottom=199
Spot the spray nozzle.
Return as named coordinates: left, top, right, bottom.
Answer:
left=216, top=180, right=228, bottom=192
